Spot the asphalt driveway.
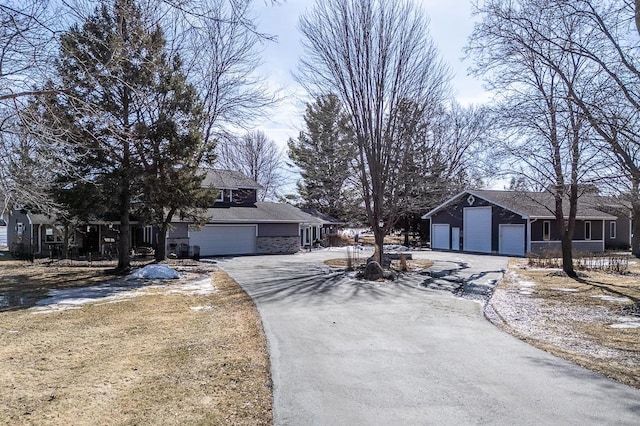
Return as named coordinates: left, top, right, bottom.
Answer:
left=219, top=248, right=640, bottom=425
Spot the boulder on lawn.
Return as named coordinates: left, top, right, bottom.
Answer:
left=363, top=261, right=385, bottom=281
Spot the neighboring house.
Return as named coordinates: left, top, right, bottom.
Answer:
left=422, top=190, right=631, bottom=256
left=167, top=169, right=333, bottom=257
left=6, top=206, right=134, bottom=258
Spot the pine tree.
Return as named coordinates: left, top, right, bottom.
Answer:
left=287, top=94, right=357, bottom=221
left=135, top=54, right=216, bottom=261
left=43, top=0, right=214, bottom=268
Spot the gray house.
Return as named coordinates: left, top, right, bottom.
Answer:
left=168, top=170, right=329, bottom=256
left=6, top=207, right=129, bottom=258
left=422, top=190, right=631, bottom=256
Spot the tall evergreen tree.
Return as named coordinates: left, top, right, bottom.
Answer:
left=287, top=94, right=356, bottom=221
left=43, top=0, right=214, bottom=269
left=135, top=54, right=216, bottom=261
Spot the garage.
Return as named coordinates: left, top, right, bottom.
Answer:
left=463, top=207, right=492, bottom=253
left=189, top=225, right=257, bottom=256
left=431, top=224, right=450, bottom=250
left=499, top=224, right=525, bottom=256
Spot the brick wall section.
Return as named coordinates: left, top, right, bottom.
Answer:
left=257, top=236, right=300, bottom=254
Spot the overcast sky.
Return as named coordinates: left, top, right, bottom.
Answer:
left=250, top=0, right=489, bottom=150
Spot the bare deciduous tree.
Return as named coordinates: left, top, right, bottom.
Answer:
left=297, top=0, right=451, bottom=264
left=468, top=0, right=606, bottom=276
left=217, top=130, right=286, bottom=201
left=553, top=0, right=640, bottom=256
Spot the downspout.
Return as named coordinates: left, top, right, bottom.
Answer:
left=602, top=220, right=606, bottom=252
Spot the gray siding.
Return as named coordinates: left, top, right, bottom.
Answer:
left=169, top=223, right=189, bottom=239
left=258, top=223, right=299, bottom=237
left=531, top=240, right=604, bottom=254
left=532, top=220, right=605, bottom=242
left=7, top=210, right=32, bottom=250
left=606, top=218, right=631, bottom=250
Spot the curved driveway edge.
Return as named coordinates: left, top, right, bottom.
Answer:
left=219, top=248, right=640, bottom=425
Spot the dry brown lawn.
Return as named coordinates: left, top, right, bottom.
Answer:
left=0, top=260, right=272, bottom=425
left=490, top=259, right=640, bottom=389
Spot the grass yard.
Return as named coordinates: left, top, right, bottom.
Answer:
left=491, top=259, right=640, bottom=389
left=0, top=259, right=272, bottom=425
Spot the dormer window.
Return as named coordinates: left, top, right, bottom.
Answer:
left=216, top=189, right=224, bottom=202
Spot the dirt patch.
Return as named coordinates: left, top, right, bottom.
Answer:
left=487, top=261, right=640, bottom=389
left=0, top=262, right=272, bottom=424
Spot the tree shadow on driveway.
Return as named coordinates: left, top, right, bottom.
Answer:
left=229, top=267, right=439, bottom=307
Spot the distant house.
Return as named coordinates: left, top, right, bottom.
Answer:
left=422, top=190, right=631, bottom=256
left=167, top=170, right=334, bottom=257
left=6, top=206, right=135, bottom=258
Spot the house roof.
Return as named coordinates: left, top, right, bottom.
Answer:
left=300, top=208, right=345, bottom=225
left=202, top=169, right=263, bottom=190
left=422, top=190, right=617, bottom=220
left=175, top=202, right=324, bottom=225
left=28, top=213, right=56, bottom=225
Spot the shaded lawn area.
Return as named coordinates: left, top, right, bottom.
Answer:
left=0, top=259, right=116, bottom=310
left=0, top=261, right=272, bottom=425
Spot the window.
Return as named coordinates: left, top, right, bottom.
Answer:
left=584, top=221, right=592, bottom=240
left=143, top=226, right=153, bottom=244
left=543, top=221, right=551, bottom=241
left=215, top=189, right=224, bottom=202
left=45, top=227, right=55, bottom=243
left=610, top=221, right=616, bottom=239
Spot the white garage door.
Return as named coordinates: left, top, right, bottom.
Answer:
left=431, top=224, right=450, bottom=250
left=189, top=225, right=256, bottom=256
left=499, top=224, right=525, bottom=256
left=463, top=207, right=492, bottom=253
left=0, top=226, right=6, bottom=247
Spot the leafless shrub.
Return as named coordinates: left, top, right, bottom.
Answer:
left=574, top=252, right=629, bottom=274
left=527, top=249, right=562, bottom=269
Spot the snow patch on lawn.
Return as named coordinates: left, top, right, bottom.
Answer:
left=164, top=277, right=214, bottom=296
left=190, top=305, right=215, bottom=311
left=551, top=287, right=580, bottom=292
left=31, top=271, right=215, bottom=314
left=591, top=295, right=632, bottom=303
left=609, top=317, right=640, bottom=329
left=127, top=264, right=180, bottom=280
left=517, top=279, right=535, bottom=295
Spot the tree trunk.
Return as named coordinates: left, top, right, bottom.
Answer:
left=632, top=205, right=640, bottom=258
left=117, top=187, right=131, bottom=272
left=156, top=224, right=167, bottom=262
left=63, top=223, right=70, bottom=259
left=561, top=231, right=576, bottom=278
left=374, top=227, right=385, bottom=266
left=155, top=209, right=176, bottom=262
left=403, top=216, right=410, bottom=247
left=636, top=0, right=640, bottom=36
